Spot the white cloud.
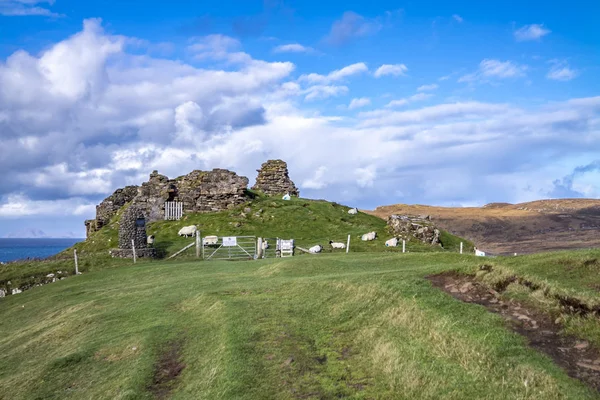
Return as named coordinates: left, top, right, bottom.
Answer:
left=273, top=43, right=313, bottom=53
left=1, top=18, right=600, bottom=234
left=302, top=166, right=328, bottom=189
left=386, top=93, right=433, bottom=108
left=348, top=97, right=371, bottom=109
left=300, top=62, right=368, bottom=84
left=0, top=0, right=60, bottom=16
left=374, top=64, right=408, bottom=78
left=187, top=34, right=252, bottom=64
left=324, top=11, right=382, bottom=45
left=547, top=61, right=578, bottom=81
left=452, top=14, right=463, bottom=23
left=459, top=59, right=527, bottom=83
left=514, top=24, right=551, bottom=41
left=417, top=84, right=438, bottom=92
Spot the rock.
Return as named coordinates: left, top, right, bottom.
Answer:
left=574, top=341, right=590, bottom=350
left=12, top=288, right=22, bottom=295
left=46, top=273, right=55, bottom=278
left=577, top=362, right=600, bottom=372
left=387, top=214, right=441, bottom=246
left=252, top=160, right=299, bottom=197
left=244, top=207, right=252, bottom=213
left=0, top=289, right=5, bottom=298
left=459, top=282, right=474, bottom=293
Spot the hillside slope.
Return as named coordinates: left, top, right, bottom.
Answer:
left=367, top=199, right=600, bottom=255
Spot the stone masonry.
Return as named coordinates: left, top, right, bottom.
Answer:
left=110, top=204, right=157, bottom=258
left=85, top=186, right=139, bottom=237
left=387, top=214, right=442, bottom=246
left=252, top=159, right=299, bottom=197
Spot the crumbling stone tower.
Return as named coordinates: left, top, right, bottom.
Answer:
left=111, top=204, right=157, bottom=258
left=252, top=160, right=299, bottom=197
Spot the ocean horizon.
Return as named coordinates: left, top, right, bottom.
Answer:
left=0, top=238, right=84, bottom=263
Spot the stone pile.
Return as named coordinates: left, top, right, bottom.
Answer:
left=110, top=204, right=157, bottom=258
left=252, top=159, right=299, bottom=197
left=387, top=214, right=441, bottom=246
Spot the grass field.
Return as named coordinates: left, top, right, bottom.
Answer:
left=2, top=250, right=600, bottom=399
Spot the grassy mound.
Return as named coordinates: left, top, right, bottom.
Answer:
left=1, top=251, right=599, bottom=399
left=0, top=195, right=470, bottom=292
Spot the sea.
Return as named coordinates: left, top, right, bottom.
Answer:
left=0, top=238, right=84, bottom=263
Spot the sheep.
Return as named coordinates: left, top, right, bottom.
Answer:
left=348, top=207, right=358, bottom=215
left=147, top=235, right=155, bottom=245
left=361, top=231, right=377, bottom=241
left=308, top=244, right=323, bottom=253
left=385, top=237, right=399, bottom=247
left=203, top=235, right=218, bottom=245
left=329, top=240, right=346, bottom=249
left=282, top=193, right=291, bottom=200
left=262, top=240, right=269, bottom=250
left=178, top=225, right=197, bottom=237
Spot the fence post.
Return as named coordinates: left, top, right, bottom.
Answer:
left=460, top=242, right=463, bottom=254
left=132, top=239, right=137, bottom=264
left=74, top=249, right=79, bottom=275
left=346, top=234, right=351, bottom=254
left=402, top=240, right=406, bottom=253
left=196, top=232, right=201, bottom=258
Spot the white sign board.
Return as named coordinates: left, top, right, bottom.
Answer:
left=222, top=236, right=237, bottom=247
left=280, top=240, right=294, bottom=250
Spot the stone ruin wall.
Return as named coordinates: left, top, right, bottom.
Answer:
left=252, top=159, right=299, bottom=197
left=85, top=186, right=139, bottom=237
left=387, top=214, right=442, bottom=246
left=110, top=204, right=157, bottom=259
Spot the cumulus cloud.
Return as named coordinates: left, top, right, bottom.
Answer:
left=1, top=18, right=600, bottom=235
left=324, top=11, right=382, bottom=45
left=549, top=160, right=600, bottom=198
left=459, top=59, right=527, bottom=83
left=273, top=43, right=313, bottom=53
left=374, top=64, right=407, bottom=78
left=514, top=24, right=551, bottom=41
left=0, top=0, right=60, bottom=16
left=347, top=97, right=371, bottom=110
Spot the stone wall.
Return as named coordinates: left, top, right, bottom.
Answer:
left=85, top=186, right=139, bottom=237
left=252, top=159, right=299, bottom=196
left=111, top=204, right=156, bottom=259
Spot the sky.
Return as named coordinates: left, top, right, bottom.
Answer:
left=0, top=0, right=599, bottom=238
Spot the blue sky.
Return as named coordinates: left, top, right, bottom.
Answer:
left=0, top=0, right=599, bottom=237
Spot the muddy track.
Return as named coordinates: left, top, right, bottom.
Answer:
left=148, top=340, right=186, bottom=399
left=428, top=272, right=600, bottom=391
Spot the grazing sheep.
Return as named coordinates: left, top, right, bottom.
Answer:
left=385, top=237, right=399, bottom=247
left=203, top=235, right=218, bottom=245
left=348, top=207, right=358, bottom=215
left=475, top=247, right=486, bottom=257
left=282, top=192, right=291, bottom=200
left=361, top=231, right=377, bottom=241
left=262, top=240, right=269, bottom=250
left=329, top=240, right=346, bottom=249
left=147, top=235, right=155, bottom=245
left=178, top=225, right=197, bottom=237
left=308, top=244, right=323, bottom=253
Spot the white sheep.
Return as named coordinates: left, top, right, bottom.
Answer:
left=329, top=240, right=346, bottom=249
left=282, top=193, right=291, bottom=200
left=178, top=225, right=197, bottom=237
left=308, top=244, right=323, bottom=253
left=385, top=237, right=399, bottom=247
left=147, top=235, right=155, bottom=245
left=262, top=240, right=269, bottom=250
left=348, top=207, right=358, bottom=215
left=361, top=231, right=377, bottom=241
left=203, top=235, right=218, bottom=245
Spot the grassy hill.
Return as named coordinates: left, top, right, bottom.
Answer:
left=2, top=250, right=600, bottom=399
left=368, top=199, right=600, bottom=255
left=0, top=195, right=471, bottom=292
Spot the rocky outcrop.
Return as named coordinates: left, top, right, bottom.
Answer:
left=252, top=159, right=299, bottom=197
left=387, top=215, right=441, bottom=246
left=85, top=186, right=139, bottom=237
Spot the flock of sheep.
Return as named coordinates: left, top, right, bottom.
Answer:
left=171, top=206, right=403, bottom=255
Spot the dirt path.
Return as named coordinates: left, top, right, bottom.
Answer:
left=428, top=272, right=600, bottom=391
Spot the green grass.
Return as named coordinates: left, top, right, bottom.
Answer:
left=0, top=195, right=469, bottom=290
left=1, top=251, right=600, bottom=399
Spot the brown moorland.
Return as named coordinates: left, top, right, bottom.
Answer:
left=366, top=198, right=600, bottom=255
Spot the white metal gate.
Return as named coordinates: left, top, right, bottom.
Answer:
left=165, top=201, right=183, bottom=220
left=260, top=238, right=294, bottom=258
left=202, top=236, right=257, bottom=261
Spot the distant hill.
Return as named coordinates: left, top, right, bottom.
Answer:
left=2, top=229, right=81, bottom=239
left=367, top=199, right=600, bottom=255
